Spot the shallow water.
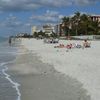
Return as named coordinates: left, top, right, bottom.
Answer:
left=0, top=38, right=21, bottom=100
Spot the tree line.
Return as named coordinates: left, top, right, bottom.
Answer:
left=61, top=12, right=100, bottom=36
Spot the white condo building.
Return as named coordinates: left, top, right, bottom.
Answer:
left=43, top=24, right=55, bottom=35
left=31, top=26, right=37, bottom=35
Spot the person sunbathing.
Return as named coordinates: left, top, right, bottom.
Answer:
left=83, top=39, right=91, bottom=48
left=54, top=44, right=65, bottom=48
left=66, top=43, right=72, bottom=49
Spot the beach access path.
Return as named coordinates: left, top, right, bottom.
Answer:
left=21, top=38, right=100, bottom=100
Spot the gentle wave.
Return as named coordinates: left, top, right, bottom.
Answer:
left=0, top=51, right=30, bottom=56
left=0, top=62, right=21, bottom=100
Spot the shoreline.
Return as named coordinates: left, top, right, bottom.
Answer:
left=20, top=38, right=100, bottom=100
left=7, top=43, right=90, bottom=100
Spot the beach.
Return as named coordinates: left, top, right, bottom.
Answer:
left=5, top=38, right=89, bottom=100
left=0, top=1, right=100, bottom=100
left=7, top=38, right=100, bottom=100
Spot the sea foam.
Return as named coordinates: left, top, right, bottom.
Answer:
left=0, top=62, right=21, bottom=100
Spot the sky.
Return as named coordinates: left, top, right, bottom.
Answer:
left=0, top=0, right=100, bottom=36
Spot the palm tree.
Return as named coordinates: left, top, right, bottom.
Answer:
left=74, top=12, right=81, bottom=35
left=61, top=17, right=70, bottom=36
left=80, top=14, right=90, bottom=35
left=61, top=12, right=100, bottom=36
left=89, top=20, right=100, bottom=35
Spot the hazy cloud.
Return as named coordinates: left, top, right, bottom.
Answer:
left=0, top=14, right=34, bottom=35
left=0, top=0, right=99, bottom=12
left=0, top=15, right=22, bottom=36
left=30, top=10, right=63, bottom=23
left=0, top=0, right=40, bottom=11
left=74, top=0, right=98, bottom=5
left=0, top=14, right=23, bottom=28
left=36, top=0, right=72, bottom=7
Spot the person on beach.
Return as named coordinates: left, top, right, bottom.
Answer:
left=54, top=44, right=65, bottom=48
left=66, top=43, right=72, bottom=49
left=83, top=39, right=91, bottom=48
left=8, top=37, right=12, bottom=45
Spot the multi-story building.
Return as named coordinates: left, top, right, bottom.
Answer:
left=43, top=24, right=55, bottom=35
left=31, top=26, right=37, bottom=35
left=55, top=23, right=68, bottom=36
left=90, top=15, right=100, bottom=22
left=55, top=24, right=64, bottom=36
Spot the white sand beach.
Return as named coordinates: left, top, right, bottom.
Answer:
left=8, top=40, right=90, bottom=100
left=21, top=38, right=100, bottom=100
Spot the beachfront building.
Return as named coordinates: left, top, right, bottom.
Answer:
left=90, top=15, right=100, bottom=22
left=55, top=23, right=67, bottom=36
left=55, top=24, right=62, bottom=36
left=43, top=24, right=55, bottom=36
left=31, top=26, right=37, bottom=35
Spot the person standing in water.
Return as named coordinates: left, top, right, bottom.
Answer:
left=8, top=36, right=12, bottom=45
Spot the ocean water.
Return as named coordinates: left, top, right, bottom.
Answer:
left=0, top=37, right=21, bottom=100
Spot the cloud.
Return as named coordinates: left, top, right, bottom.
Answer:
left=0, top=14, right=33, bottom=36
left=0, top=0, right=99, bottom=12
left=74, top=0, right=98, bottom=5
left=0, top=0, right=40, bottom=12
left=0, top=14, right=22, bottom=28
left=0, top=10, right=3, bottom=14
left=36, top=0, right=72, bottom=7
left=30, top=10, right=63, bottom=23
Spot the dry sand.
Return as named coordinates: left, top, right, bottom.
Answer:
left=7, top=45, right=90, bottom=100
left=21, top=38, right=100, bottom=100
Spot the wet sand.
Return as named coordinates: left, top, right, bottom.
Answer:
left=7, top=47, right=91, bottom=100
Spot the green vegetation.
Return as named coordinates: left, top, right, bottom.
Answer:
left=61, top=12, right=100, bottom=36
left=33, top=31, right=58, bottom=38
left=33, top=31, right=47, bottom=38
